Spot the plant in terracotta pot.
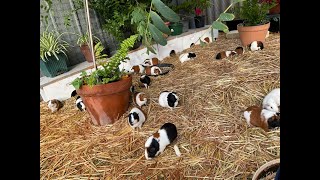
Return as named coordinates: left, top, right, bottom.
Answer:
left=40, top=30, right=69, bottom=78
left=76, top=33, right=101, bottom=63
left=71, top=34, right=138, bottom=126
left=237, top=0, right=276, bottom=46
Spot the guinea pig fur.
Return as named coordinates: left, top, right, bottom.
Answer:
left=139, top=75, right=151, bottom=89
left=159, top=91, right=179, bottom=110
left=144, top=58, right=159, bottom=66
left=48, top=99, right=62, bottom=113
left=145, top=66, right=162, bottom=75
left=130, top=65, right=145, bottom=74
left=128, top=107, right=146, bottom=129
left=248, top=41, right=264, bottom=51
left=262, top=88, right=280, bottom=113
left=179, top=52, right=197, bottom=63
left=169, top=50, right=176, bottom=57
left=234, top=46, right=244, bottom=55
left=133, top=92, right=147, bottom=107
left=145, top=122, right=178, bottom=160
left=215, top=50, right=237, bottom=60
left=243, top=105, right=279, bottom=132
left=204, top=37, right=210, bottom=43
left=71, top=90, right=86, bottom=111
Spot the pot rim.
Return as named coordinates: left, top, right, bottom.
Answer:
left=252, top=158, right=280, bottom=180
left=237, top=21, right=270, bottom=28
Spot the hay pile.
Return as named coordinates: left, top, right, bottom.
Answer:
left=40, top=33, right=280, bottom=179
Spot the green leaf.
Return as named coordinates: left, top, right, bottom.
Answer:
left=200, top=39, right=207, bottom=47
left=148, top=23, right=167, bottom=46
left=223, top=29, right=229, bottom=33
left=212, top=21, right=229, bottom=31
left=71, top=78, right=82, bottom=90
left=146, top=45, right=156, bottom=54
left=219, top=13, right=235, bottom=21
left=232, top=0, right=246, bottom=3
left=152, top=0, right=180, bottom=22
left=150, top=11, right=171, bottom=35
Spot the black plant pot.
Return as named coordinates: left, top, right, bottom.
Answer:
left=267, top=14, right=280, bottom=33
left=226, top=19, right=244, bottom=31
left=194, top=16, right=205, bottom=28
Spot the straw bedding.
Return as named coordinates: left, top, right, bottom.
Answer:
left=40, top=33, right=280, bottom=179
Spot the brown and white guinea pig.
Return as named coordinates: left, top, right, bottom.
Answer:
left=71, top=90, right=86, bottom=111
left=128, top=107, right=146, bottom=129
left=190, top=43, right=195, bottom=48
left=234, top=46, right=244, bottom=55
left=262, top=88, right=280, bottom=113
left=47, top=99, right=62, bottom=113
left=139, top=75, right=151, bottom=89
left=145, top=122, right=178, bottom=160
left=248, top=41, right=264, bottom=51
left=133, top=92, right=147, bottom=108
left=145, top=66, right=162, bottom=76
left=204, top=37, right=210, bottom=44
left=243, top=105, right=280, bottom=132
left=130, top=64, right=145, bottom=74
left=215, top=50, right=237, bottom=60
left=158, top=91, right=179, bottom=110
left=179, top=52, right=197, bottom=63
left=143, top=58, right=159, bottom=66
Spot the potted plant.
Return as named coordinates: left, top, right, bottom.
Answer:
left=71, top=34, right=138, bottom=126
left=40, top=31, right=69, bottom=78
left=169, top=22, right=183, bottom=36
left=237, top=0, right=276, bottom=46
left=76, top=33, right=100, bottom=63
left=225, top=4, right=244, bottom=31
left=193, top=0, right=212, bottom=28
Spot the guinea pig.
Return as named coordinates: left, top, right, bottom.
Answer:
left=130, top=65, right=145, bottom=74
left=145, top=122, right=178, bottom=160
left=204, top=37, right=210, bottom=44
left=133, top=92, right=147, bottom=108
left=243, top=105, right=280, bottom=132
left=139, top=75, right=151, bottom=89
left=71, top=90, right=86, bottom=111
left=128, top=107, right=146, bottom=129
left=179, top=52, right=197, bottom=63
left=215, top=50, right=237, bottom=60
left=47, top=99, right=62, bottom=113
left=169, top=50, right=176, bottom=57
left=234, top=46, right=244, bottom=55
left=119, top=57, right=132, bottom=73
left=159, top=91, right=179, bottom=110
left=262, top=88, right=280, bottom=113
left=145, top=66, right=162, bottom=76
left=248, top=41, right=264, bottom=51
left=143, top=58, right=159, bottom=66
left=190, top=43, right=195, bottom=48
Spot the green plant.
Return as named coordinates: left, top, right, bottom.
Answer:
left=239, top=0, right=276, bottom=26
left=94, top=42, right=108, bottom=61
left=40, top=30, right=69, bottom=62
left=76, top=33, right=100, bottom=46
left=71, top=34, right=138, bottom=89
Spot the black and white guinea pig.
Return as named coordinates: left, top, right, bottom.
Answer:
left=190, top=43, right=195, bottom=48
left=128, top=107, right=146, bottom=129
left=143, top=58, right=159, bottom=66
left=215, top=50, right=237, bottom=60
left=169, top=50, right=176, bottom=57
left=179, top=52, right=197, bottom=63
left=139, top=75, right=151, bottom=89
left=262, top=88, right=280, bottom=113
left=145, top=122, right=178, bottom=160
left=47, top=99, right=62, bottom=113
left=145, top=66, right=162, bottom=76
left=133, top=92, right=147, bottom=107
left=234, top=46, right=244, bottom=55
left=248, top=41, right=264, bottom=51
left=71, top=90, right=86, bottom=111
left=243, top=105, right=280, bottom=132
left=158, top=91, right=179, bottom=110
left=130, top=65, right=145, bottom=74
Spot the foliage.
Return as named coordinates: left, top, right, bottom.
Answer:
left=239, top=0, right=276, bottom=26
left=94, top=42, right=108, bottom=61
left=71, top=34, right=138, bottom=89
left=76, top=32, right=100, bottom=46
left=40, top=30, right=69, bottom=62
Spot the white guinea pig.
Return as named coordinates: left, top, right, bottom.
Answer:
left=179, top=52, right=197, bottom=63
left=262, top=88, right=280, bottom=113
left=128, top=107, right=146, bottom=129
left=145, top=122, right=178, bottom=160
left=119, top=57, right=132, bottom=73
left=133, top=92, right=147, bottom=108
left=248, top=41, right=264, bottom=51
left=243, top=105, right=280, bottom=132
left=47, top=99, right=62, bottom=113
left=158, top=91, right=179, bottom=110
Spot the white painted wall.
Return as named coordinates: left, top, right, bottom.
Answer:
left=41, top=27, right=219, bottom=102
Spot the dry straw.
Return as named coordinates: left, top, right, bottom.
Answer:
left=41, top=33, right=280, bottom=179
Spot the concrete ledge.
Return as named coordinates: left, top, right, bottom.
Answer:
left=40, top=26, right=219, bottom=102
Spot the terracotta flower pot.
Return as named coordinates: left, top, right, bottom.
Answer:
left=237, top=22, right=270, bottom=47
left=252, top=159, right=280, bottom=180
left=80, top=44, right=93, bottom=62
left=77, top=75, right=132, bottom=125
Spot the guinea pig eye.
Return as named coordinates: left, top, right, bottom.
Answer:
left=270, top=106, right=273, bottom=109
